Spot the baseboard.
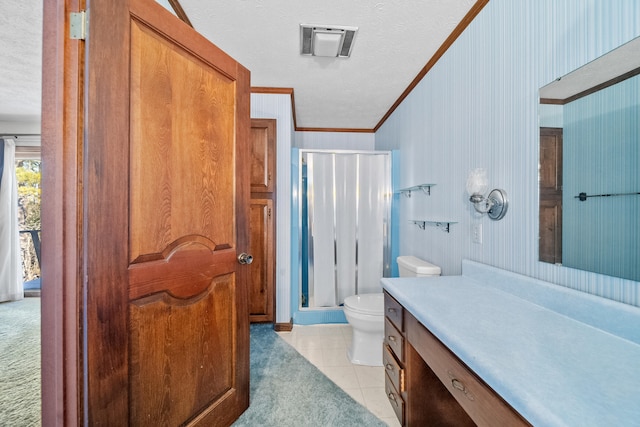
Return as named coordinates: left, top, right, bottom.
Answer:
left=273, top=319, right=293, bottom=332
left=24, top=291, right=41, bottom=298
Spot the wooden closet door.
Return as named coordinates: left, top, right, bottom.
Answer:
left=249, top=119, right=276, bottom=323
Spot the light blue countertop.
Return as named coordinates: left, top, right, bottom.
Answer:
left=382, top=260, right=640, bottom=427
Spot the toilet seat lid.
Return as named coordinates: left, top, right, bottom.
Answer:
left=343, top=293, right=383, bottom=315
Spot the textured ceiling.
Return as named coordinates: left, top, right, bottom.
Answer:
left=0, top=0, right=42, bottom=124
left=0, top=0, right=481, bottom=131
left=180, top=0, right=479, bottom=130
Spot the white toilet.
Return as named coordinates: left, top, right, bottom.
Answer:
left=396, top=255, right=441, bottom=278
left=343, top=256, right=441, bottom=366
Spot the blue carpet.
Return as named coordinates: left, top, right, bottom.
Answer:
left=0, top=301, right=384, bottom=426
left=0, top=297, right=40, bottom=426
left=233, top=324, right=386, bottom=427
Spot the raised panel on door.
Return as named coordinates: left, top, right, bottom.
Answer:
left=80, top=1, right=251, bottom=425
left=249, top=198, right=274, bottom=322
left=250, top=119, right=276, bottom=193
left=539, top=200, right=562, bottom=264
left=540, top=128, right=563, bottom=193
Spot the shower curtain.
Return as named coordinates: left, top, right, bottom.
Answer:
left=305, top=151, right=389, bottom=308
left=0, top=138, right=23, bottom=302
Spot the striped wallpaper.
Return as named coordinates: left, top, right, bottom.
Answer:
left=375, top=0, right=640, bottom=307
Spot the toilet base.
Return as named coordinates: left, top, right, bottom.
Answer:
left=347, top=329, right=384, bottom=366
left=343, top=293, right=384, bottom=366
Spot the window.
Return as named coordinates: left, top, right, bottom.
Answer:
left=15, top=141, right=41, bottom=285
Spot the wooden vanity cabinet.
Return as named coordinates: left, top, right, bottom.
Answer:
left=383, top=294, right=405, bottom=423
left=385, top=291, right=473, bottom=426
left=383, top=291, right=529, bottom=427
left=406, top=313, right=529, bottom=426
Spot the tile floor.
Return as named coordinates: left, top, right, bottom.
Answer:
left=277, top=324, right=401, bottom=427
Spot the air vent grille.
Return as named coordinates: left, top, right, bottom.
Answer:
left=340, top=30, right=356, bottom=57
left=301, top=26, right=313, bottom=55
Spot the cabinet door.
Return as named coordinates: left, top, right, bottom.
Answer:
left=249, top=198, right=275, bottom=322
left=539, top=127, right=562, bottom=264
left=250, top=119, right=276, bottom=193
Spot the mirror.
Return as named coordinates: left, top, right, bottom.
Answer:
left=539, top=37, right=640, bottom=282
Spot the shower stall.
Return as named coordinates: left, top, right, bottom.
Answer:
left=297, top=150, right=392, bottom=312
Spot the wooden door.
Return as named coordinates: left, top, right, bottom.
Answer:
left=249, top=119, right=276, bottom=323
left=539, top=127, right=563, bottom=264
left=42, top=0, right=251, bottom=425
left=249, top=199, right=274, bottom=321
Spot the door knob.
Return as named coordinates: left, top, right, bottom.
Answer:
left=237, top=253, right=253, bottom=265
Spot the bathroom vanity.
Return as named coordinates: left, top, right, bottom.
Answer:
left=382, top=260, right=640, bottom=426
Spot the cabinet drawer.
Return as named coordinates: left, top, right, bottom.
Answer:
left=384, top=317, right=404, bottom=361
left=406, top=313, right=529, bottom=427
left=383, top=345, right=405, bottom=393
left=385, top=374, right=405, bottom=425
left=384, top=291, right=404, bottom=331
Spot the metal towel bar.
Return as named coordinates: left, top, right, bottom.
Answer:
left=575, top=191, right=640, bottom=201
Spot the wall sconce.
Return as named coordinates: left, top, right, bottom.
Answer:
left=466, top=168, right=508, bottom=220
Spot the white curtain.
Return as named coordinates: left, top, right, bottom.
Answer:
left=356, top=154, right=386, bottom=295
left=308, top=153, right=336, bottom=307
left=307, top=152, right=388, bottom=307
left=0, top=139, right=23, bottom=302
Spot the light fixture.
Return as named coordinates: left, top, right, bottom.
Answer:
left=466, top=168, right=508, bottom=220
left=300, top=24, right=358, bottom=58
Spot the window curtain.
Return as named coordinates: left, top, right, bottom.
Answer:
left=0, top=138, right=23, bottom=302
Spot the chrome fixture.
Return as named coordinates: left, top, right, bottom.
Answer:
left=466, top=168, right=508, bottom=220
left=575, top=191, right=640, bottom=201
left=237, top=253, right=253, bottom=265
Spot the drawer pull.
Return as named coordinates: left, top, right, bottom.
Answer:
left=387, top=307, right=396, bottom=313
left=387, top=392, right=399, bottom=408
left=385, top=363, right=394, bottom=372
left=451, top=378, right=475, bottom=401
left=388, top=335, right=397, bottom=342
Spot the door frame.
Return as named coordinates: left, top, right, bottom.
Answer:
left=41, top=1, right=84, bottom=425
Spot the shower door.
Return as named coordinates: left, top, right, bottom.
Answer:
left=301, top=150, right=391, bottom=309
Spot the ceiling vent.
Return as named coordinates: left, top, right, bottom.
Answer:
left=300, top=24, right=358, bottom=58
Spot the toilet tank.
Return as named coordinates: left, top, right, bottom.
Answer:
left=397, top=256, right=441, bottom=277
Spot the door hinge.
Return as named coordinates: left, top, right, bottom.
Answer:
left=70, top=11, right=87, bottom=40
left=268, top=208, right=271, bottom=218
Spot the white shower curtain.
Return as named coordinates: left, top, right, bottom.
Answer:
left=0, top=138, right=23, bottom=302
left=307, top=152, right=388, bottom=307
